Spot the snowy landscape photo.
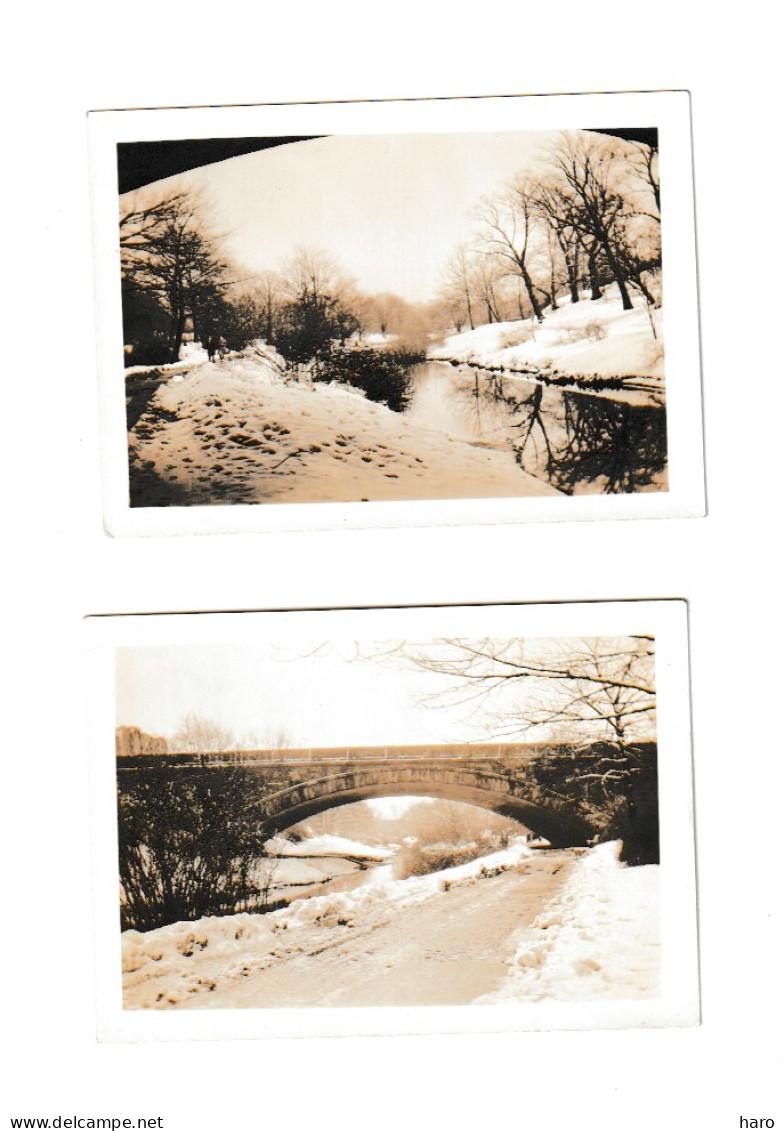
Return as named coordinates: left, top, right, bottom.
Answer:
left=89, top=94, right=704, bottom=533
left=87, top=602, right=699, bottom=1038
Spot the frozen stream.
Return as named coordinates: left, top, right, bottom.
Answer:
left=261, top=853, right=395, bottom=908
left=405, top=360, right=668, bottom=494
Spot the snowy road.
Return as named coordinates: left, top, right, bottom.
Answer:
left=178, top=850, right=576, bottom=1009
left=122, top=841, right=659, bottom=1009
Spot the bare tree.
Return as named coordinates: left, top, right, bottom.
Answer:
left=440, top=243, right=478, bottom=331
left=408, top=799, right=521, bottom=846
left=479, top=181, right=549, bottom=322
left=533, top=181, right=583, bottom=304
left=119, top=190, right=191, bottom=260
left=472, top=253, right=507, bottom=323
left=363, top=292, right=411, bottom=337
left=390, top=635, right=656, bottom=744
left=169, top=711, right=236, bottom=753
left=626, top=139, right=661, bottom=220
left=367, top=635, right=659, bottom=864
left=278, top=245, right=355, bottom=303
left=237, top=724, right=296, bottom=751
left=546, top=133, right=642, bottom=311
left=248, top=271, right=284, bottom=342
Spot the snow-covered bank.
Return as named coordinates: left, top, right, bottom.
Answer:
left=260, top=834, right=395, bottom=897
left=124, top=340, right=214, bottom=378
left=129, top=350, right=558, bottom=505
left=266, top=833, right=394, bottom=861
left=121, top=839, right=535, bottom=1009
left=478, top=841, right=660, bottom=1003
left=430, top=289, right=664, bottom=387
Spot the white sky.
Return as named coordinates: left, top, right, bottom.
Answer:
left=117, top=634, right=655, bottom=750
left=116, top=640, right=485, bottom=748
left=127, top=131, right=561, bottom=303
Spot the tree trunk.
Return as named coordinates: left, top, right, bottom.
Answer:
left=597, top=235, right=633, bottom=311
left=466, top=293, right=475, bottom=331
left=632, top=270, right=656, bottom=307
left=169, top=306, right=187, bottom=363
left=520, top=263, right=544, bottom=321
left=588, top=250, right=603, bottom=301
left=488, top=282, right=501, bottom=323
left=608, top=256, right=634, bottom=310
left=567, top=246, right=580, bottom=303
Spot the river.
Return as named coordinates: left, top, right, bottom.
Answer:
left=404, top=360, right=668, bottom=495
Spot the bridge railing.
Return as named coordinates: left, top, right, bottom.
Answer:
left=116, top=742, right=568, bottom=771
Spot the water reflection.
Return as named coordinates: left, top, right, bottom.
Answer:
left=408, top=363, right=668, bottom=495
left=508, top=384, right=668, bottom=494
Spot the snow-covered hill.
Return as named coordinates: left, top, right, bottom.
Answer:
left=266, top=833, right=394, bottom=860
left=478, top=841, right=660, bottom=1003
left=430, top=288, right=664, bottom=384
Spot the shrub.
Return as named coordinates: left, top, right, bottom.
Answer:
left=315, top=347, right=424, bottom=412
left=498, top=324, right=537, bottom=349
left=117, top=770, right=275, bottom=931
left=562, top=320, right=606, bottom=345
left=395, top=833, right=512, bottom=880
left=273, top=292, right=360, bottom=368
left=583, top=320, right=607, bottom=342
left=531, top=741, right=659, bottom=865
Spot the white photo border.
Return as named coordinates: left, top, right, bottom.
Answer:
left=85, top=598, right=699, bottom=1041
left=89, top=90, right=705, bottom=537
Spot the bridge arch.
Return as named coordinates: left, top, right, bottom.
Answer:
left=254, top=764, right=595, bottom=848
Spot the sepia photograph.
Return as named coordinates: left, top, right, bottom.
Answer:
left=87, top=602, right=698, bottom=1039
left=89, top=93, right=704, bottom=534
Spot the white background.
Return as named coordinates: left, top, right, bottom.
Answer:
left=3, top=5, right=781, bottom=1131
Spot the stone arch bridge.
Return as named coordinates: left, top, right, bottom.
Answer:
left=116, top=741, right=649, bottom=848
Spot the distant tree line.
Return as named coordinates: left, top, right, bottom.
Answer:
left=119, top=199, right=431, bottom=371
